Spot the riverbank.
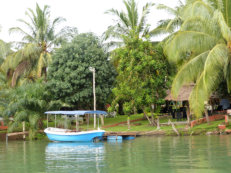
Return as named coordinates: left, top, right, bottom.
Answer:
left=0, top=114, right=231, bottom=140
left=1, top=114, right=231, bottom=141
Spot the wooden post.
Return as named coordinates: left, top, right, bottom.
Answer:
left=6, top=133, right=8, bottom=143
left=204, top=101, right=210, bottom=124
left=76, top=115, right=79, bottom=131
left=205, top=109, right=210, bottom=124
left=127, top=115, right=130, bottom=130
left=55, top=114, right=56, bottom=128
left=22, top=121, right=25, bottom=140
left=186, top=105, right=190, bottom=125
left=100, top=115, right=104, bottom=126
left=225, top=115, right=229, bottom=125
left=47, top=114, right=48, bottom=128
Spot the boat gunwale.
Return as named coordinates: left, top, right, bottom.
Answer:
left=44, top=127, right=105, bottom=136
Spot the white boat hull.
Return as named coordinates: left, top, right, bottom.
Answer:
left=44, top=127, right=105, bottom=142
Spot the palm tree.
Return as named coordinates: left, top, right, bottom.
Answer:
left=3, top=81, right=64, bottom=139
left=0, top=40, right=13, bottom=63
left=150, top=0, right=185, bottom=37
left=164, top=0, right=231, bottom=117
left=3, top=3, right=66, bottom=87
left=103, top=0, right=154, bottom=47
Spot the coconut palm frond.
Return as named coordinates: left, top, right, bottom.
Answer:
left=138, top=2, right=154, bottom=34
left=104, top=0, right=153, bottom=48
left=156, top=4, right=177, bottom=16
left=171, top=51, right=209, bottom=98
left=221, top=0, right=231, bottom=27
left=189, top=72, right=208, bottom=117
left=203, top=44, right=229, bottom=93
left=164, top=31, right=218, bottom=64
left=214, top=10, right=231, bottom=42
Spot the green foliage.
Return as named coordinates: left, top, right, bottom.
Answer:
left=110, top=35, right=168, bottom=115
left=3, top=3, right=68, bottom=87
left=103, top=0, right=154, bottom=47
left=0, top=40, right=13, bottom=62
left=47, top=33, right=116, bottom=109
left=164, top=0, right=231, bottom=117
left=2, top=80, right=63, bottom=138
left=150, top=1, right=185, bottom=36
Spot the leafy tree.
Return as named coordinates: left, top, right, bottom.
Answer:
left=164, top=0, right=231, bottom=117
left=110, top=33, right=168, bottom=126
left=47, top=33, right=116, bottom=109
left=103, top=0, right=154, bottom=47
left=2, top=3, right=67, bottom=87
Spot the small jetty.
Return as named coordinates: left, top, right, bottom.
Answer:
left=104, top=132, right=138, bottom=141
left=104, top=130, right=166, bottom=141
left=104, top=131, right=138, bottom=137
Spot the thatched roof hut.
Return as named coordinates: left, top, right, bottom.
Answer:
left=165, top=83, right=220, bottom=101
left=165, top=84, right=195, bottom=101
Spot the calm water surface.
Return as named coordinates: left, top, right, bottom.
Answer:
left=1, top=136, right=231, bottom=173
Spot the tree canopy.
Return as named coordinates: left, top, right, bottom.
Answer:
left=1, top=3, right=67, bottom=87
left=110, top=34, right=168, bottom=121
left=47, top=33, right=116, bottom=109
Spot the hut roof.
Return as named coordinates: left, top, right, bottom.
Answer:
left=165, top=84, right=195, bottom=101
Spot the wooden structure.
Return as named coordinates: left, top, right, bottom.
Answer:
left=165, top=84, right=195, bottom=124
left=165, top=84, right=195, bottom=102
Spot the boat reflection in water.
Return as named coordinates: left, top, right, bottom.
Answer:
left=45, top=142, right=105, bottom=173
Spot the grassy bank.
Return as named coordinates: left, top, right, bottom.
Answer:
left=2, top=114, right=230, bottom=140
left=102, top=114, right=230, bottom=136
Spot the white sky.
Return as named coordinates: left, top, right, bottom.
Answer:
left=0, top=0, right=179, bottom=42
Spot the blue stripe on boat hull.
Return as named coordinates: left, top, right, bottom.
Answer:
left=45, top=132, right=105, bottom=142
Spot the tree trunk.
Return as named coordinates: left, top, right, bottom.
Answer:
left=157, top=116, right=160, bottom=130
left=169, top=119, right=179, bottom=136
left=150, top=110, right=157, bottom=126
left=38, top=119, right=43, bottom=129
left=144, top=112, right=152, bottom=125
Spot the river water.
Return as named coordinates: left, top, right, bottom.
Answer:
left=1, top=136, right=231, bottom=173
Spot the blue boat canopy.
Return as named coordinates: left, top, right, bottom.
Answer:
left=44, top=110, right=107, bottom=115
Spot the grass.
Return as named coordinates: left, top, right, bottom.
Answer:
left=43, top=114, right=225, bottom=135
left=103, top=115, right=181, bottom=132
left=192, top=120, right=224, bottom=131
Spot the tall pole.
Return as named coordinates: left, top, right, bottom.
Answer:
left=93, top=68, right=96, bottom=128
left=89, top=67, right=96, bottom=129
